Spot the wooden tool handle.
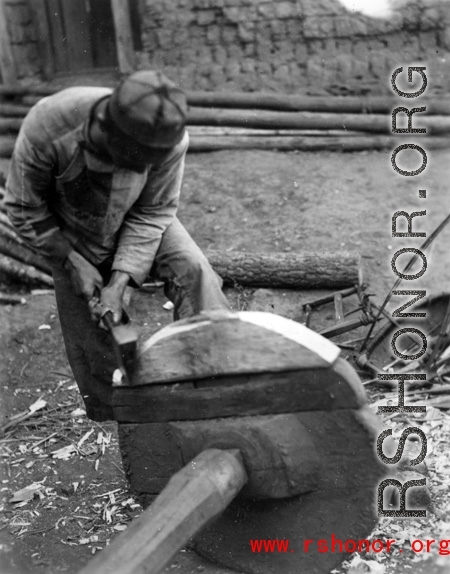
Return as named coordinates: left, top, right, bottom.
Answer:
left=77, top=448, right=247, bottom=574
left=101, top=310, right=116, bottom=331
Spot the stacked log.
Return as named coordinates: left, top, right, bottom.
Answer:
left=0, top=86, right=448, bottom=155
left=0, top=188, right=53, bottom=286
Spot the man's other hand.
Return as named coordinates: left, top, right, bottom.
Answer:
left=64, top=250, right=104, bottom=299
left=99, top=271, right=131, bottom=325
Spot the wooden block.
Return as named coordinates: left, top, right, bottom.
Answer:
left=170, top=414, right=321, bottom=499
left=119, top=406, right=384, bottom=501
left=117, top=407, right=384, bottom=573
left=113, top=357, right=367, bottom=423
left=134, top=310, right=341, bottom=385
left=118, top=423, right=184, bottom=505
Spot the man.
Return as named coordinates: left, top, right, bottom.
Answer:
left=4, top=70, right=230, bottom=421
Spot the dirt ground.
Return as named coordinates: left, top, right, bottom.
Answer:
left=1, top=146, right=450, bottom=574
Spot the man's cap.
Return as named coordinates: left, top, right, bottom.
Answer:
left=106, top=70, right=187, bottom=149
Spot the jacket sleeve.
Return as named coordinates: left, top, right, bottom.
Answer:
left=111, top=131, right=189, bottom=287
left=4, top=132, right=74, bottom=263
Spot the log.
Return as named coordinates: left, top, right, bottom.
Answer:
left=0, top=137, right=15, bottom=157
left=1, top=86, right=450, bottom=115
left=20, top=95, right=43, bottom=107
left=0, top=293, right=26, bottom=305
left=0, top=209, right=13, bottom=226
left=186, top=90, right=450, bottom=115
left=1, top=134, right=448, bottom=158
left=0, top=235, right=52, bottom=274
left=187, top=108, right=450, bottom=135
left=0, top=254, right=53, bottom=287
left=0, top=118, right=22, bottom=133
left=77, top=448, right=247, bottom=574
left=0, top=103, right=30, bottom=117
left=188, top=126, right=371, bottom=137
left=0, top=220, right=24, bottom=244
left=205, top=250, right=361, bottom=289
left=3, top=108, right=450, bottom=139
left=0, top=85, right=55, bottom=97
left=189, top=134, right=450, bottom=152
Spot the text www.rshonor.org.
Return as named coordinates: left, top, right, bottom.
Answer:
left=249, top=535, right=450, bottom=555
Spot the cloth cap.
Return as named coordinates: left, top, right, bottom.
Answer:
left=107, top=70, right=187, bottom=148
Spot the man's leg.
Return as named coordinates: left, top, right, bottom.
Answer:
left=152, top=217, right=230, bottom=319
left=52, top=265, right=116, bottom=421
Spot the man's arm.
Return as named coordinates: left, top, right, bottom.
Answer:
left=110, top=132, right=189, bottom=288
left=5, top=132, right=74, bottom=262
left=5, top=131, right=104, bottom=299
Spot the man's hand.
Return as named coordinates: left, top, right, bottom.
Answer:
left=64, top=250, right=104, bottom=299
left=95, top=271, right=131, bottom=325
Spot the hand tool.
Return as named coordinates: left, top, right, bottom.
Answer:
left=89, top=294, right=138, bottom=385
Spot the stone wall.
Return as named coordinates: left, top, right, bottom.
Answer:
left=2, top=0, right=41, bottom=82
left=136, top=0, right=450, bottom=95
left=1, top=0, right=449, bottom=93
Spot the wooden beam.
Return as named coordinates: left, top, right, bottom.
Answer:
left=44, top=0, right=69, bottom=74
left=112, top=358, right=366, bottom=423
left=28, top=0, right=55, bottom=79
left=77, top=449, right=247, bottom=574
left=61, top=0, right=93, bottom=72
left=110, top=0, right=135, bottom=74
left=0, top=0, right=18, bottom=84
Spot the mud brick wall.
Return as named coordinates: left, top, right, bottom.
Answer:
left=2, top=0, right=41, bottom=81
left=137, top=0, right=450, bottom=95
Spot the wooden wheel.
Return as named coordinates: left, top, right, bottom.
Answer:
left=111, top=311, right=385, bottom=574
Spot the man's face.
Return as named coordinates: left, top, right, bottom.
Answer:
left=96, top=112, right=170, bottom=173
left=103, top=129, right=151, bottom=173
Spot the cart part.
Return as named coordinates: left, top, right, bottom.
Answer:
left=319, top=311, right=379, bottom=339
left=355, top=354, right=396, bottom=388
left=115, top=310, right=385, bottom=574
left=427, top=297, right=450, bottom=371
left=334, top=292, right=345, bottom=323
left=77, top=449, right=247, bottom=574
left=302, top=285, right=376, bottom=338
left=301, top=286, right=357, bottom=309
left=133, top=310, right=340, bottom=386
left=356, top=353, right=384, bottom=376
